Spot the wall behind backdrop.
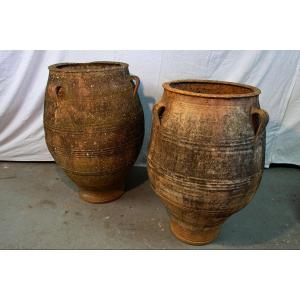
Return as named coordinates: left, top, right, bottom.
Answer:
left=0, top=50, right=300, bottom=167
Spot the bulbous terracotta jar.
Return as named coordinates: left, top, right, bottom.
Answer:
left=147, top=80, right=269, bottom=245
left=44, top=61, right=144, bottom=203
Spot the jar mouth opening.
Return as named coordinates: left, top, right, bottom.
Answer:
left=164, top=80, right=261, bottom=98
left=48, top=61, right=128, bottom=72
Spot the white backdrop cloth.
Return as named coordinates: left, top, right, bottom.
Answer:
left=0, top=50, right=300, bottom=167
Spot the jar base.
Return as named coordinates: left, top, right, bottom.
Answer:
left=79, top=183, right=125, bottom=204
left=170, top=219, right=220, bottom=246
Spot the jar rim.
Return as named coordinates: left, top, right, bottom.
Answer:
left=163, top=80, right=261, bottom=99
left=48, top=61, right=129, bottom=73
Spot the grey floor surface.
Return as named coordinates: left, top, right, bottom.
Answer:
left=0, top=162, right=299, bottom=249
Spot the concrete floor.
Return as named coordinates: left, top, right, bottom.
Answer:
left=0, top=162, right=299, bottom=249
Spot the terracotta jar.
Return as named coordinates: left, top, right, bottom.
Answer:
left=147, top=80, right=269, bottom=245
left=44, top=61, right=144, bottom=203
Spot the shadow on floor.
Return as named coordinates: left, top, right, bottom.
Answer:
left=125, top=166, right=148, bottom=191
left=54, top=166, right=79, bottom=193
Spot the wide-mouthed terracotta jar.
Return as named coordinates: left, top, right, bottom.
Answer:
left=147, top=80, right=269, bottom=245
left=44, top=61, right=144, bottom=203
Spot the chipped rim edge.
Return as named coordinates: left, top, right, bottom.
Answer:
left=163, top=79, right=261, bottom=99
left=48, top=61, right=129, bottom=73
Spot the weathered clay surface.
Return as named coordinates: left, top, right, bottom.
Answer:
left=147, top=80, right=269, bottom=245
left=44, top=62, right=144, bottom=203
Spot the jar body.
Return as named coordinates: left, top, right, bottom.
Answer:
left=44, top=62, right=144, bottom=203
left=147, top=81, right=268, bottom=245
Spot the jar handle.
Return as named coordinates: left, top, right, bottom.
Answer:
left=129, top=75, right=140, bottom=97
left=251, top=106, right=269, bottom=141
left=49, top=84, right=62, bottom=99
left=153, top=101, right=166, bottom=126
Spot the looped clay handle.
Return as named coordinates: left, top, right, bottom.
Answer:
left=251, top=106, right=269, bottom=141
left=129, top=75, right=140, bottom=97
left=49, top=84, right=62, bottom=99
left=153, top=101, right=166, bottom=126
